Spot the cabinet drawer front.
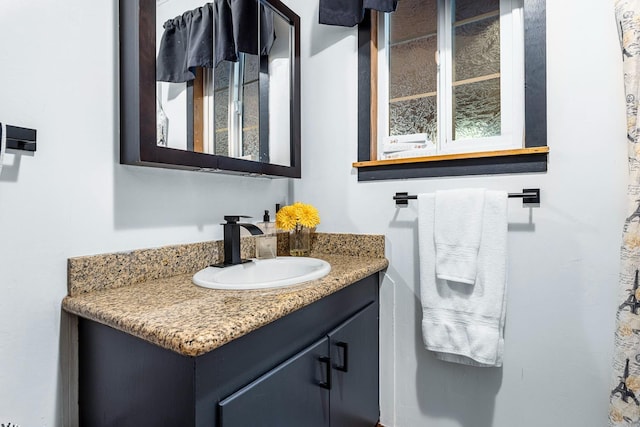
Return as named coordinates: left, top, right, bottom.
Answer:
left=218, top=337, right=330, bottom=427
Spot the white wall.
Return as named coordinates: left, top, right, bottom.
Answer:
left=0, top=0, right=627, bottom=426
left=0, top=1, right=289, bottom=426
left=291, top=0, right=627, bottom=426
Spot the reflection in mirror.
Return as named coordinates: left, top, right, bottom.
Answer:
left=119, top=0, right=300, bottom=177
left=155, top=0, right=292, bottom=167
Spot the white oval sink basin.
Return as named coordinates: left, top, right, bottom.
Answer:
left=192, top=257, right=331, bottom=290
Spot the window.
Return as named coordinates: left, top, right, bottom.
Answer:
left=164, top=56, right=262, bottom=160
left=198, top=54, right=262, bottom=161
left=354, top=0, right=548, bottom=181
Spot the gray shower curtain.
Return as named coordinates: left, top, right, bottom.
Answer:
left=611, top=1, right=640, bottom=425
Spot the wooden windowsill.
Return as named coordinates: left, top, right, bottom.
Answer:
left=352, top=146, right=549, bottom=168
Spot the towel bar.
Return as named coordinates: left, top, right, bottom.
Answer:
left=393, top=188, right=541, bottom=206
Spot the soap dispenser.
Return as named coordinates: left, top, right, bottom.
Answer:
left=255, top=210, right=277, bottom=259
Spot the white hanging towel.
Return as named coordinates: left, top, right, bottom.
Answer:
left=435, top=188, right=485, bottom=285
left=418, top=191, right=508, bottom=367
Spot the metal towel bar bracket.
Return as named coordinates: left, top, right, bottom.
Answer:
left=2, top=124, right=37, bottom=152
left=393, top=188, right=541, bottom=206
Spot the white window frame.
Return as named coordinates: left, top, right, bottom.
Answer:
left=376, top=0, right=525, bottom=160
left=202, top=56, right=249, bottom=157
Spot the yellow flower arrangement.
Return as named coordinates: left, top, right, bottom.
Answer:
left=276, top=202, right=320, bottom=231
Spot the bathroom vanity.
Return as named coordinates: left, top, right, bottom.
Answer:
left=62, top=234, right=387, bottom=427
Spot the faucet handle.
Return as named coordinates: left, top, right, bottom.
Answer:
left=223, top=215, right=252, bottom=224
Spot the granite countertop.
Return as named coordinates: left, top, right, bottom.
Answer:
left=62, top=234, right=388, bottom=357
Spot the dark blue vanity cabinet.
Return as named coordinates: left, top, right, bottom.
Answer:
left=78, top=274, right=380, bottom=427
left=219, top=302, right=378, bottom=427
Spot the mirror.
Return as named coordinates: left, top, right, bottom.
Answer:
left=119, top=0, right=301, bottom=177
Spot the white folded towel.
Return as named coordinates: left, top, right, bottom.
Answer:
left=418, top=191, right=508, bottom=367
left=435, top=188, right=485, bottom=285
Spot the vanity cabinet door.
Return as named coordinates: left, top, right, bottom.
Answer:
left=328, top=302, right=379, bottom=427
left=218, top=337, right=330, bottom=427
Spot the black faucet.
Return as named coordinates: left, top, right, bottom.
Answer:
left=215, top=215, right=264, bottom=267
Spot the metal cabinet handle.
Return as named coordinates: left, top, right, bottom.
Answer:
left=318, top=356, right=332, bottom=390
left=335, top=342, right=349, bottom=372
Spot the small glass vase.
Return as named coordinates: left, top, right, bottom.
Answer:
left=289, top=225, right=311, bottom=257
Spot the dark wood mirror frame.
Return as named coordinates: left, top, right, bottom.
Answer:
left=119, top=0, right=301, bottom=178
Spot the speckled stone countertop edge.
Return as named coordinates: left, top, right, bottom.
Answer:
left=63, top=254, right=388, bottom=357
